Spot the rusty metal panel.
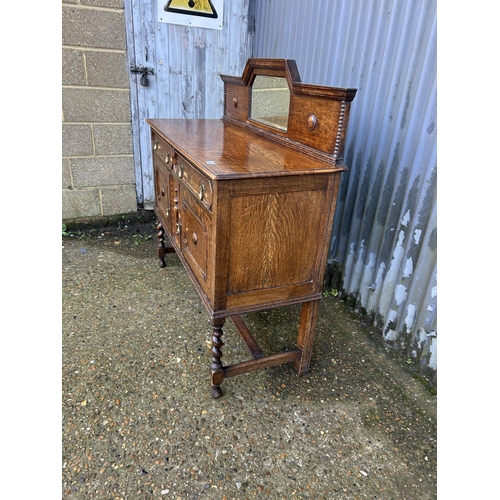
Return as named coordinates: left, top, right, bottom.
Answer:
left=253, top=0, right=437, bottom=379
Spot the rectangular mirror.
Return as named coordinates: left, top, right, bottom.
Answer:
left=250, top=75, right=290, bottom=131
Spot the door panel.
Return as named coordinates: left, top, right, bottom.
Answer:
left=180, top=188, right=212, bottom=293
left=154, top=158, right=170, bottom=225
left=124, top=0, right=254, bottom=208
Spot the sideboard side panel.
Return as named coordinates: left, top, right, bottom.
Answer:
left=225, top=175, right=331, bottom=310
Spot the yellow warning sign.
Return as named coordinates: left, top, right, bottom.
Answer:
left=164, top=0, right=218, bottom=19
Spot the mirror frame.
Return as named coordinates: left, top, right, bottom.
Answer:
left=221, top=59, right=357, bottom=165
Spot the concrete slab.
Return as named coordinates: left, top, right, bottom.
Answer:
left=62, top=218, right=437, bottom=498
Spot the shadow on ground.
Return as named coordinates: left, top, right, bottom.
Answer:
left=62, top=218, right=437, bottom=499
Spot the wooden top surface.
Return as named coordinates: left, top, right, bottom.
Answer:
left=146, top=119, right=346, bottom=180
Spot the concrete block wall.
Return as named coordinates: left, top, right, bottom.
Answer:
left=62, top=0, right=137, bottom=222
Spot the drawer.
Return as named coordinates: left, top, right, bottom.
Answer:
left=152, top=131, right=175, bottom=170
left=174, top=153, right=213, bottom=212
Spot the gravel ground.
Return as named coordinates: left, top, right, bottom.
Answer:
left=62, top=217, right=437, bottom=499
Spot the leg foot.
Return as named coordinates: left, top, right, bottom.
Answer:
left=157, top=223, right=167, bottom=268
left=211, top=385, right=223, bottom=398
left=210, top=318, right=225, bottom=398
left=294, top=300, right=320, bottom=376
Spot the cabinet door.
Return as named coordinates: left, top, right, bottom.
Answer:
left=180, top=186, right=212, bottom=294
left=154, top=158, right=171, bottom=229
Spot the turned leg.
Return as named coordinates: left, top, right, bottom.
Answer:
left=210, top=318, right=225, bottom=398
left=157, top=223, right=167, bottom=268
left=294, top=299, right=320, bottom=376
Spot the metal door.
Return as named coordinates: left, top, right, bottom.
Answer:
left=124, top=0, right=254, bottom=208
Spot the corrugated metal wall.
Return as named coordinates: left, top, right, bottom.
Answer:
left=253, top=0, right=437, bottom=380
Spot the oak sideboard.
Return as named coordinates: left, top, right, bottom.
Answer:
left=147, top=59, right=356, bottom=397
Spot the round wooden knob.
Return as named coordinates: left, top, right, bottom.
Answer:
left=307, top=114, right=317, bottom=130
left=192, top=232, right=198, bottom=245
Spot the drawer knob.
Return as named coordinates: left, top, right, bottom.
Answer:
left=192, top=232, right=198, bottom=245
left=165, top=152, right=171, bottom=164
left=165, top=208, right=170, bottom=218
left=198, top=184, right=205, bottom=201
left=161, top=188, right=165, bottom=196
left=153, top=140, right=158, bottom=151
left=178, top=164, right=184, bottom=178
left=233, top=97, right=238, bottom=108
left=176, top=223, right=181, bottom=235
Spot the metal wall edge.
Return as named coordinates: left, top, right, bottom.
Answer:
left=252, top=0, right=437, bottom=381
